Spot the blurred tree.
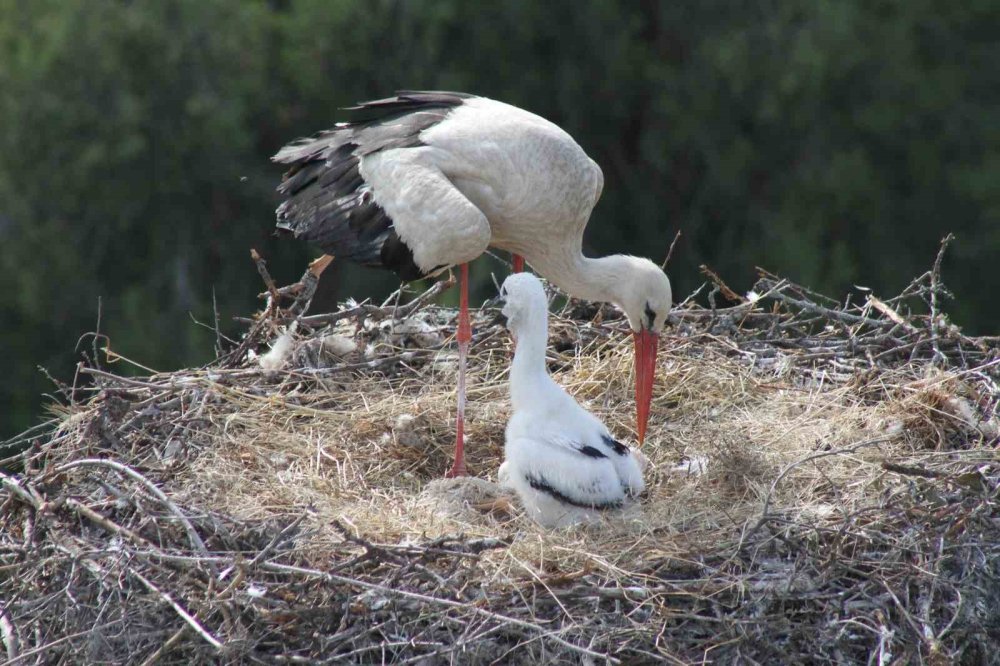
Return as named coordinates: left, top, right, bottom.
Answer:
left=1, top=0, right=997, bottom=439
left=0, top=0, right=284, bottom=437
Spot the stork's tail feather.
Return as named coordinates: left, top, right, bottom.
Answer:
left=341, top=90, right=475, bottom=123
left=272, top=91, right=472, bottom=165
left=272, top=92, right=472, bottom=280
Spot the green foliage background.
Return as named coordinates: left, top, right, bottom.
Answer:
left=1, top=0, right=997, bottom=438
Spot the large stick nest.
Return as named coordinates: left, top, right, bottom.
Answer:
left=2, top=244, right=999, bottom=664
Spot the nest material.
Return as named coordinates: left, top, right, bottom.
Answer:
left=2, top=251, right=999, bottom=664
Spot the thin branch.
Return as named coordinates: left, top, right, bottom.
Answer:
left=131, top=570, right=223, bottom=651
left=51, top=459, right=211, bottom=561
left=137, top=626, right=187, bottom=666
left=881, top=461, right=943, bottom=479
left=62, top=498, right=155, bottom=548
left=0, top=471, right=43, bottom=510
left=0, top=608, right=20, bottom=662
left=699, top=265, right=744, bottom=303
left=758, top=280, right=896, bottom=330
left=288, top=254, right=333, bottom=317
left=929, top=234, right=955, bottom=366
left=250, top=248, right=280, bottom=310
left=290, top=277, right=454, bottom=327
left=77, top=365, right=172, bottom=391
left=661, top=229, right=682, bottom=270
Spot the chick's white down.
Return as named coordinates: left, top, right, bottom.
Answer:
left=499, top=273, right=645, bottom=527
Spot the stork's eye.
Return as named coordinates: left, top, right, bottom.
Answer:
left=644, top=302, right=656, bottom=330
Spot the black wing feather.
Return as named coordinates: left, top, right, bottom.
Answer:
left=526, top=473, right=624, bottom=511
left=273, top=91, right=473, bottom=279
left=601, top=435, right=630, bottom=456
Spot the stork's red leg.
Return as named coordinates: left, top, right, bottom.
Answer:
left=512, top=253, right=525, bottom=273
left=446, top=263, right=471, bottom=478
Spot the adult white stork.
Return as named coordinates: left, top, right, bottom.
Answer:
left=273, top=91, right=672, bottom=478
left=498, top=273, right=645, bottom=527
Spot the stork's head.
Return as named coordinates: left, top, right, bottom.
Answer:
left=607, top=256, right=672, bottom=445
left=610, top=256, right=673, bottom=335
left=499, top=272, right=548, bottom=335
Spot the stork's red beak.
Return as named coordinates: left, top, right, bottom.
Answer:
left=633, top=329, right=659, bottom=444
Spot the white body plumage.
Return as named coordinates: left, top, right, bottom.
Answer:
left=499, top=273, right=645, bottom=528
left=274, top=93, right=672, bottom=335
left=362, top=96, right=604, bottom=275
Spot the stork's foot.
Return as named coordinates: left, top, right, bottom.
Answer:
left=444, top=461, right=468, bottom=478
left=445, top=427, right=468, bottom=478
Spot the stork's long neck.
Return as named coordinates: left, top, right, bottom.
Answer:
left=509, top=308, right=555, bottom=412
left=523, top=247, right=622, bottom=307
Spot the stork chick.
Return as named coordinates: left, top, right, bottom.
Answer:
left=500, top=273, right=645, bottom=528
